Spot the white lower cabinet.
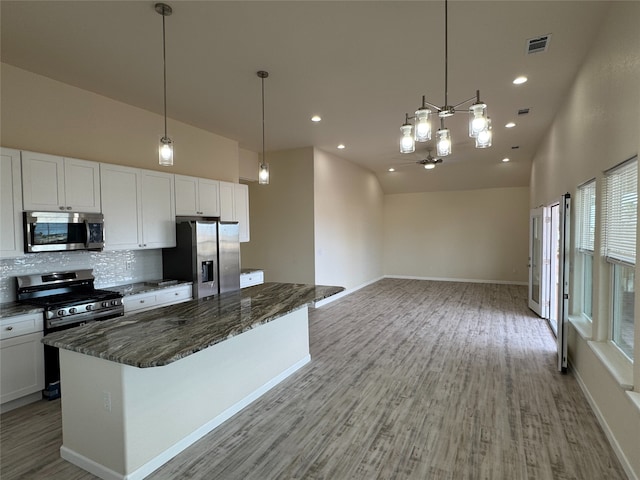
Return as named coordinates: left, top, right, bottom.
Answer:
left=0, top=313, right=44, bottom=408
left=101, top=164, right=176, bottom=250
left=240, top=270, right=264, bottom=288
left=123, top=284, right=192, bottom=314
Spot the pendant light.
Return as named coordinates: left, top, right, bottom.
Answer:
left=156, top=3, right=173, bottom=166
left=398, top=0, right=491, bottom=156
left=257, top=70, right=270, bottom=184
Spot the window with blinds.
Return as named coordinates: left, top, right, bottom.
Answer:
left=576, top=179, right=596, bottom=320
left=603, top=157, right=638, bottom=265
left=577, top=180, right=596, bottom=253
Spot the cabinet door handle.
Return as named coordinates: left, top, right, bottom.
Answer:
left=6, top=326, right=13, bottom=331
left=140, top=300, right=145, bottom=304
left=66, top=206, right=72, bottom=210
left=59, top=206, right=65, bottom=210
left=175, top=292, right=179, bottom=296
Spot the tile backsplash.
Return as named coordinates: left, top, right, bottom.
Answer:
left=0, top=249, right=162, bottom=303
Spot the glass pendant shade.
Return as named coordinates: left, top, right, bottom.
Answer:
left=159, top=136, right=174, bottom=166
left=475, top=118, right=492, bottom=148
left=436, top=128, right=452, bottom=157
left=424, top=163, right=436, bottom=170
left=414, top=108, right=432, bottom=142
left=400, top=124, right=415, bottom=154
left=469, top=103, right=488, bottom=138
left=259, top=162, right=270, bottom=185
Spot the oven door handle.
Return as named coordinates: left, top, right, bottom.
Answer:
left=84, top=219, right=90, bottom=248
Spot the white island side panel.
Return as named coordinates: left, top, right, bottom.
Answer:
left=59, top=306, right=310, bottom=480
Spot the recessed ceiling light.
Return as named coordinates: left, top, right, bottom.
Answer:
left=337, top=144, right=345, bottom=149
left=502, top=158, right=510, bottom=162
left=505, top=122, right=516, bottom=128
left=388, top=167, right=395, bottom=172
left=513, top=76, right=528, bottom=85
left=311, top=115, right=322, bottom=122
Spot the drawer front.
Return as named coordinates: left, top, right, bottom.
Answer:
left=158, top=286, right=192, bottom=305
left=123, top=293, right=158, bottom=313
left=241, top=271, right=264, bottom=288
left=0, top=313, right=43, bottom=340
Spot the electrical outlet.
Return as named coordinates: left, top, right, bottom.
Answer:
left=125, top=261, right=132, bottom=271
left=103, top=391, right=112, bottom=412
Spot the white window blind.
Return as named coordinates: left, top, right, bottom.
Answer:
left=603, top=157, right=638, bottom=265
left=577, top=180, right=596, bottom=252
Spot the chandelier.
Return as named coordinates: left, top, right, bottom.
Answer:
left=399, top=0, right=492, bottom=157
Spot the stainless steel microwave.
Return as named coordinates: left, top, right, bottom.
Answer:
left=23, top=211, right=105, bottom=253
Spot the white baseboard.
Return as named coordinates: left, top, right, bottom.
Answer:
left=384, top=274, right=527, bottom=286
left=0, top=391, right=42, bottom=414
left=569, top=361, right=638, bottom=480
left=61, top=355, right=312, bottom=480
left=314, top=276, right=384, bottom=307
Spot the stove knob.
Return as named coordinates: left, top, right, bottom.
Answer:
left=69, top=307, right=77, bottom=314
left=57, top=309, right=66, bottom=317
left=86, top=304, right=94, bottom=311
left=111, top=299, right=119, bottom=306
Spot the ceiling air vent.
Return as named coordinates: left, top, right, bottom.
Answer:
left=526, top=34, right=551, bottom=54
left=518, top=108, right=530, bottom=116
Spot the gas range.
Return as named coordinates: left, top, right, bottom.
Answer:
left=16, top=269, right=124, bottom=331
left=16, top=269, right=124, bottom=400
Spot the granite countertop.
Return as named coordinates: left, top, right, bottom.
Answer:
left=43, top=282, right=343, bottom=368
left=0, top=302, right=44, bottom=319
left=105, top=280, right=193, bottom=297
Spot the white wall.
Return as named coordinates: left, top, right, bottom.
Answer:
left=529, top=3, right=640, bottom=478
left=313, top=149, right=384, bottom=290
left=241, top=148, right=316, bottom=284
left=0, top=63, right=239, bottom=182
left=383, top=187, right=529, bottom=284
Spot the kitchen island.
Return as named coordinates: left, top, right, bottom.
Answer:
left=43, top=282, right=343, bottom=480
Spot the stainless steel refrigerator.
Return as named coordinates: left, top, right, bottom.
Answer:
left=162, top=219, right=240, bottom=299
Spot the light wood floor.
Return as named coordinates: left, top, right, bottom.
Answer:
left=0, top=279, right=627, bottom=479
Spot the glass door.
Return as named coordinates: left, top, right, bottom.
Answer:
left=528, top=208, right=549, bottom=318
left=556, top=194, right=570, bottom=372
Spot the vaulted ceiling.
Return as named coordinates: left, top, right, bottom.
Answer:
left=1, top=1, right=612, bottom=193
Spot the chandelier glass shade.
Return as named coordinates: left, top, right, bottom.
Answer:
left=399, top=0, right=491, bottom=156
left=400, top=116, right=415, bottom=154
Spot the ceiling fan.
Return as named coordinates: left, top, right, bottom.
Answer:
left=390, top=149, right=443, bottom=171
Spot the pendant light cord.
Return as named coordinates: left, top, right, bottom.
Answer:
left=261, top=75, right=265, bottom=163
left=444, top=0, right=448, bottom=107
left=162, top=12, right=168, bottom=138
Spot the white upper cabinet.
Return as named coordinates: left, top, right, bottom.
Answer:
left=140, top=170, right=176, bottom=249
left=21, top=151, right=100, bottom=212
left=234, top=183, right=250, bottom=243
left=0, top=148, right=24, bottom=258
left=101, top=164, right=175, bottom=250
left=219, top=180, right=250, bottom=242
left=174, top=175, right=220, bottom=217
left=219, top=180, right=235, bottom=221
left=100, top=164, right=142, bottom=250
